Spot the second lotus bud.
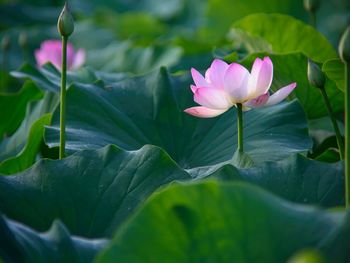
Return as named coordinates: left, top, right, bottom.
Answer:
left=307, top=59, right=325, bottom=89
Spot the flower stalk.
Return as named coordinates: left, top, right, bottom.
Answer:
left=57, top=2, right=74, bottom=159
left=59, top=36, right=68, bottom=159
left=320, top=87, right=345, bottom=159
left=339, top=25, right=350, bottom=207
left=237, top=103, right=244, bottom=152
left=307, top=59, right=344, bottom=159
left=320, top=87, right=345, bottom=160
left=345, top=61, right=350, bottom=207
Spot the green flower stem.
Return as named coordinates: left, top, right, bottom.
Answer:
left=345, top=62, right=350, bottom=207
left=237, top=103, right=244, bottom=153
left=1, top=51, right=7, bottom=92
left=59, top=36, right=68, bottom=159
left=319, top=87, right=345, bottom=159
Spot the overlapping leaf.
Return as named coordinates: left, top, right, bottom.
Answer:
left=0, top=145, right=190, bottom=238
left=230, top=14, right=336, bottom=62
left=96, top=181, right=350, bottom=263
left=0, top=113, right=51, bottom=175
left=0, top=215, right=107, bottom=263
left=205, top=0, right=305, bottom=41
left=0, top=144, right=344, bottom=245
left=202, top=154, right=344, bottom=207
left=0, top=91, right=58, bottom=173
left=323, top=58, right=345, bottom=92
left=0, top=82, right=42, bottom=138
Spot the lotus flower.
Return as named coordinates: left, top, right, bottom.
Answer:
left=35, top=40, right=85, bottom=70
left=184, top=57, right=296, bottom=118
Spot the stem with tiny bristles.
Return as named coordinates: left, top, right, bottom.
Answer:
left=345, top=62, right=350, bottom=207
left=319, top=87, right=345, bottom=159
left=237, top=103, right=244, bottom=153
left=59, top=36, right=68, bottom=159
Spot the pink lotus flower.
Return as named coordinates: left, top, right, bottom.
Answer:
left=35, top=40, right=85, bottom=71
left=184, top=57, right=296, bottom=118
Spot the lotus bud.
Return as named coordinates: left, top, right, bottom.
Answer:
left=1, top=35, right=11, bottom=51
left=303, top=0, right=321, bottom=13
left=57, top=2, right=74, bottom=37
left=339, top=25, right=350, bottom=63
left=307, top=59, right=325, bottom=88
left=18, top=32, right=28, bottom=49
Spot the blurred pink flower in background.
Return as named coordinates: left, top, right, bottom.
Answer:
left=35, top=40, right=85, bottom=70
left=184, top=57, right=296, bottom=118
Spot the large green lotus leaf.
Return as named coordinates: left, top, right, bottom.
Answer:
left=0, top=92, right=58, bottom=163
left=238, top=52, right=344, bottom=119
left=44, top=68, right=311, bottom=169
left=231, top=14, right=336, bottom=62
left=95, top=181, right=350, bottom=263
left=0, top=145, right=190, bottom=238
left=322, top=58, right=345, bottom=92
left=0, top=113, right=51, bottom=175
left=0, top=215, right=107, bottom=263
left=197, top=154, right=344, bottom=208
left=0, top=81, right=42, bottom=139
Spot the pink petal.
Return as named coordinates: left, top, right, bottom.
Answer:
left=190, top=85, right=198, bottom=93
left=191, top=68, right=208, bottom=87
left=43, top=40, right=63, bottom=70
left=223, top=63, right=250, bottom=102
left=72, top=48, right=86, bottom=69
left=244, top=93, right=270, bottom=108
left=248, top=56, right=273, bottom=97
left=204, top=59, right=229, bottom=89
left=34, top=49, right=47, bottom=67
left=194, top=87, right=232, bottom=110
left=184, top=106, right=228, bottom=118
left=265, top=82, right=297, bottom=106
left=41, top=40, right=61, bottom=51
